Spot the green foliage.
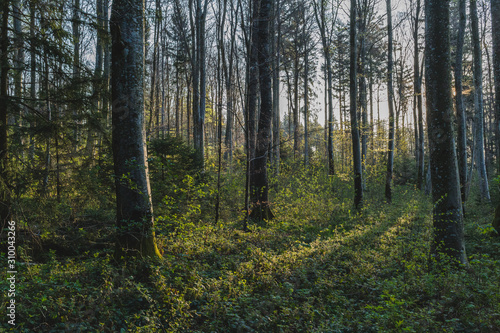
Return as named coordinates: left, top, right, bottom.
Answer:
left=3, top=157, right=500, bottom=332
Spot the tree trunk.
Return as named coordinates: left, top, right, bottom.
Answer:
left=413, top=0, right=425, bottom=190
left=248, top=0, right=259, bottom=204
left=350, top=0, right=363, bottom=209
left=425, top=0, right=467, bottom=266
left=0, top=0, right=10, bottom=226
left=110, top=0, right=161, bottom=258
left=303, top=18, right=309, bottom=167
left=385, top=0, right=395, bottom=203
left=471, top=0, right=491, bottom=202
left=493, top=0, right=500, bottom=175
left=272, top=0, right=281, bottom=174
left=250, top=0, right=274, bottom=221
left=455, top=0, right=467, bottom=212
left=313, top=0, right=336, bottom=175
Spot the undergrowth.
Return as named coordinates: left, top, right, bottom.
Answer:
left=1, top=157, right=500, bottom=332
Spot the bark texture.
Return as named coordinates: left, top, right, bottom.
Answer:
left=470, top=0, right=491, bottom=202
left=250, top=0, right=274, bottom=221
left=350, top=0, right=363, bottom=208
left=425, top=0, right=467, bottom=266
left=385, top=0, right=395, bottom=203
left=493, top=0, right=500, bottom=174
left=111, top=0, right=161, bottom=258
left=455, top=0, right=467, bottom=212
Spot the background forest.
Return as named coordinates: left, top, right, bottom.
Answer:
left=1, top=0, right=500, bottom=331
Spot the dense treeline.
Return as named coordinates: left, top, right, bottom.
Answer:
left=1, top=0, right=500, bottom=330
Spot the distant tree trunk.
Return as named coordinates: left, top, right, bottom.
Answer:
left=103, top=0, right=110, bottom=127
left=29, top=1, right=36, bottom=163
left=413, top=0, right=424, bottom=190
left=293, top=37, right=300, bottom=159
left=304, top=19, right=309, bottom=167
left=111, top=0, right=161, bottom=258
left=350, top=0, right=363, bottom=208
left=455, top=0, right=467, bottom=212
left=470, top=0, right=491, bottom=202
left=248, top=0, right=259, bottom=204
left=250, top=0, right=274, bottom=221
left=87, top=0, right=105, bottom=160
left=385, top=0, right=395, bottom=203
left=13, top=0, right=24, bottom=129
left=0, top=0, right=10, bottom=225
left=313, top=0, right=336, bottom=175
left=272, top=0, right=281, bottom=174
left=358, top=15, right=368, bottom=190
left=198, top=0, right=208, bottom=166
left=493, top=0, right=500, bottom=175
left=425, top=0, right=467, bottom=266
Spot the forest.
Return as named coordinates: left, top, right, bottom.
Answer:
left=1, top=0, right=500, bottom=330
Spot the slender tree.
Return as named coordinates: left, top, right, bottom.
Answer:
left=385, top=0, right=395, bottom=203
left=110, top=0, right=161, bottom=258
left=470, top=0, right=491, bottom=202
left=0, top=0, right=10, bottom=226
left=425, top=0, right=467, bottom=266
left=493, top=0, right=500, bottom=174
left=455, top=0, right=467, bottom=212
left=250, top=0, right=274, bottom=221
left=313, top=0, right=337, bottom=175
left=412, top=0, right=424, bottom=190
left=350, top=0, right=363, bottom=208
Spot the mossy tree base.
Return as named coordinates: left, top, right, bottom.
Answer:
left=249, top=203, right=274, bottom=222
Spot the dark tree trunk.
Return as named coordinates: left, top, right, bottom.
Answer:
left=111, top=0, right=161, bottom=258
left=250, top=0, right=274, bottom=221
left=471, top=0, right=491, bottom=202
left=0, top=0, right=10, bottom=226
left=272, top=0, right=281, bottom=174
left=455, top=0, right=467, bottom=212
left=248, top=0, right=259, bottom=204
left=493, top=0, right=500, bottom=175
left=425, top=0, right=467, bottom=266
left=413, top=0, right=424, bottom=190
left=350, top=0, right=363, bottom=209
left=385, top=0, right=395, bottom=203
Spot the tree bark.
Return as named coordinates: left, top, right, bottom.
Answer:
left=250, top=0, right=274, bottom=221
left=455, top=0, right=467, bottom=212
left=0, top=0, right=10, bottom=226
left=425, top=0, right=467, bottom=266
left=111, top=0, right=161, bottom=258
left=493, top=0, right=500, bottom=175
left=470, top=0, right=491, bottom=202
left=350, top=0, right=363, bottom=209
left=385, top=0, right=395, bottom=203
left=413, top=0, right=424, bottom=190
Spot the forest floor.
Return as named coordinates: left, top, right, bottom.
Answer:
left=2, top=161, right=500, bottom=332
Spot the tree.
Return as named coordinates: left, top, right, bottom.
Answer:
left=350, top=0, right=363, bottom=209
left=0, top=0, right=10, bottom=226
left=411, top=0, right=424, bottom=190
left=470, top=0, right=491, bottom=202
left=493, top=0, right=500, bottom=175
left=313, top=0, right=338, bottom=175
left=385, top=0, right=395, bottom=203
left=425, top=0, right=467, bottom=266
left=250, top=0, right=274, bottom=221
left=110, top=0, right=161, bottom=258
left=454, top=0, right=467, bottom=212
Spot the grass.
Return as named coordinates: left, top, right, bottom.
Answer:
left=1, top=161, right=500, bottom=332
